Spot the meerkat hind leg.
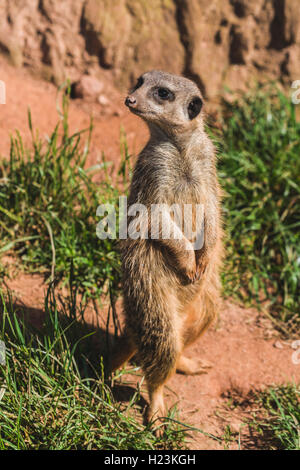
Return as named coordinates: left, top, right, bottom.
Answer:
left=147, top=384, right=165, bottom=422
left=146, top=384, right=168, bottom=437
left=176, top=355, right=212, bottom=375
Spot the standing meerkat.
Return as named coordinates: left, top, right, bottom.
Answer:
left=111, top=70, right=223, bottom=425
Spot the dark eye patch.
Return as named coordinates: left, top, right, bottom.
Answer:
left=187, top=97, right=203, bottom=119
left=132, top=76, right=144, bottom=92
left=155, top=87, right=175, bottom=102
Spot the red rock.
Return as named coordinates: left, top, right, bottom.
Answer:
left=72, top=75, right=103, bottom=100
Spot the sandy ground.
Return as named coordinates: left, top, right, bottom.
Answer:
left=0, top=57, right=299, bottom=450
left=0, top=56, right=148, bottom=169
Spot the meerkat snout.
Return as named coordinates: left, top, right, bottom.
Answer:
left=125, top=95, right=137, bottom=108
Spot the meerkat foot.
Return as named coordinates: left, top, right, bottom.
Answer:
left=146, top=385, right=167, bottom=436
left=176, top=355, right=212, bottom=375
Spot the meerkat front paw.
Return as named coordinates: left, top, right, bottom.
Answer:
left=185, top=268, right=199, bottom=284
left=176, top=249, right=198, bottom=284
left=195, top=249, right=209, bottom=278
left=165, top=239, right=197, bottom=284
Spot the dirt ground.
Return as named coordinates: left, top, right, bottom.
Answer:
left=0, top=57, right=299, bottom=450
left=0, top=56, right=148, bottom=167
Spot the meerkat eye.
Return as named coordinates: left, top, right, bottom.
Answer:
left=158, top=88, right=170, bottom=99
left=156, top=87, right=175, bottom=101
left=188, top=97, right=203, bottom=119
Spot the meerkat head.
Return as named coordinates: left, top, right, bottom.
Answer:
left=125, top=70, right=204, bottom=138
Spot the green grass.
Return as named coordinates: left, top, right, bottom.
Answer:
left=1, top=84, right=298, bottom=327
left=0, top=90, right=123, bottom=301
left=250, top=385, right=300, bottom=450
left=0, top=89, right=189, bottom=450
left=256, top=385, right=300, bottom=450
left=0, top=284, right=186, bottom=450
left=0, top=84, right=299, bottom=449
left=215, top=85, right=300, bottom=330
left=220, top=385, right=300, bottom=450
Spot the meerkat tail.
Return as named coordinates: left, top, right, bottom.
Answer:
left=122, top=245, right=181, bottom=405
left=127, top=282, right=180, bottom=422
left=125, top=280, right=180, bottom=385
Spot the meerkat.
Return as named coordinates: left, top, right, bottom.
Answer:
left=110, top=70, right=223, bottom=426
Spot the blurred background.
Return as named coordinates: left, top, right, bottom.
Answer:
left=1, top=0, right=300, bottom=98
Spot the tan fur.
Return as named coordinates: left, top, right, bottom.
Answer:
left=111, top=71, right=223, bottom=425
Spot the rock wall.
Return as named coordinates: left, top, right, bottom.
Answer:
left=0, top=0, right=299, bottom=99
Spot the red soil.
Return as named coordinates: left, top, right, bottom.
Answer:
left=0, top=57, right=299, bottom=450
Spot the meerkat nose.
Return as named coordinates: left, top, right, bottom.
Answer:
left=125, top=95, right=137, bottom=108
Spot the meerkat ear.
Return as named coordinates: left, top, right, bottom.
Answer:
left=187, top=97, right=203, bottom=120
